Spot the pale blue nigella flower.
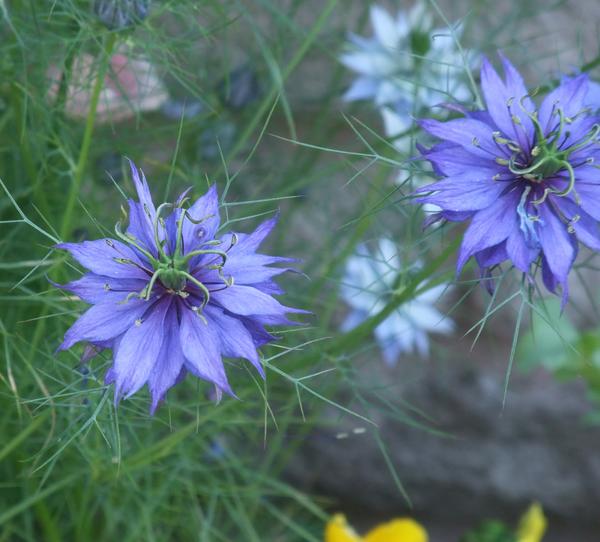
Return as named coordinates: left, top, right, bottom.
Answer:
left=340, top=2, right=473, bottom=112
left=341, top=239, right=454, bottom=366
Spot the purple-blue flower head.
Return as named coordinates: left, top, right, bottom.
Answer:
left=415, top=54, right=600, bottom=304
left=55, top=162, right=303, bottom=413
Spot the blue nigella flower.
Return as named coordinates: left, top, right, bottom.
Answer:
left=415, top=54, right=600, bottom=304
left=55, top=162, right=303, bottom=413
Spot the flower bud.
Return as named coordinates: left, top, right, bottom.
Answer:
left=94, top=0, right=151, bottom=30
left=217, top=65, right=261, bottom=110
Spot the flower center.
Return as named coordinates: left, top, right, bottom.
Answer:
left=521, top=144, right=569, bottom=182
left=493, top=102, right=599, bottom=205
left=155, top=260, right=188, bottom=292
left=114, top=198, right=236, bottom=311
left=410, top=30, right=431, bottom=58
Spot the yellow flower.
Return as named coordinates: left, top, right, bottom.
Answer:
left=364, top=518, right=428, bottom=542
left=516, top=503, right=547, bottom=542
left=325, top=514, right=428, bottom=542
left=325, top=515, right=361, bottom=542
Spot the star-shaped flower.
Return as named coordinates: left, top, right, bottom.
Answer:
left=55, top=162, right=303, bottom=412
left=341, top=239, right=453, bottom=365
left=416, top=54, right=600, bottom=304
left=340, top=3, right=472, bottom=111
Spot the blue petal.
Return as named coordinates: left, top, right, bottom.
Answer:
left=56, top=239, right=150, bottom=280
left=536, top=203, right=578, bottom=295
left=342, top=76, right=378, bottom=102
left=112, top=297, right=172, bottom=401
left=199, top=260, right=294, bottom=291
left=586, top=80, right=600, bottom=110
left=506, top=222, right=539, bottom=273
left=211, top=284, right=302, bottom=317
left=182, top=185, right=220, bottom=255
left=475, top=242, right=508, bottom=268
left=248, top=280, right=285, bottom=296
left=577, top=184, right=600, bottom=221
left=552, top=196, right=600, bottom=251
left=480, top=54, right=534, bottom=151
left=148, top=302, right=186, bottom=413
left=415, top=173, right=507, bottom=212
left=228, top=215, right=279, bottom=254
left=423, top=144, right=498, bottom=176
left=127, top=200, right=160, bottom=257
left=420, top=118, right=504, bottom=159
left=56, top=273, right=147, bottom=304
left=126, top=161, right=158, bottom=254
left=128, top=160, right=156, bottom=221
left=457, top=190, right=519, bottom=273
left=179, top=307, right=232, bottom=394
left=238, top=317, right=277, bottom=347
left=59, top=297, right=151, bottom=350
left=162, top=207, right=181, bottom=256
left=204, top=306, right=263, bottom=377
left=538, top=74, right=589, bottom=135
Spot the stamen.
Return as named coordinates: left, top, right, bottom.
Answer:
left=216, top=266, right=234, bottom=287
left=114, top=221, right=158, bottom=266
left=530, top=160, right=575, bottom=205
left=174, top=209, right=186, bottom=258
left=190, top=306, right=208, bottom=325
left=142, top=269, right=163, bottom=300
left=184, top=210, right=215, bottom=226
left=567, top=214, right=580, bottom=234
left=564, top=124, right=600, bottom=154
left=177, top=196, right=191, bottom=209
left=181, top=272, right=211, bottom=310
left=153, top=202, right=173, bottom=261
left=181, top=248, right=228, bottom=267
left=120, top=290, right=143, bottom=304
left=508, top=155, right=551, bottom=175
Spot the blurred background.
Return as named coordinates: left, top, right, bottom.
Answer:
left=2, top=0, right=600, bottom=540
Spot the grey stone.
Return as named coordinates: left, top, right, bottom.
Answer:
left=287, top=361, right=600, bottom=528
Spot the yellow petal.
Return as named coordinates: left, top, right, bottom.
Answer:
left=325, top=514, right=362, bottom=542
left=516, top=503, right=547, bottom=542
left=364, top=518, right=428, bottom=542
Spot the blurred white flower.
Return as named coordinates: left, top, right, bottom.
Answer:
left=341, top=238, right=454, bottom=366
left=381, top=105, right=441, bottom=219
left=47, top=48, right=168, bottom=123
left=340, top=2, right=473, bottom=113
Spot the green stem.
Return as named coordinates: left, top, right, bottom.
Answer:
left=59, top=32, right=117, bottom=241
left=29, top=33, right=117, bottom=365
left=10, top=83, right=39, bottom=193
